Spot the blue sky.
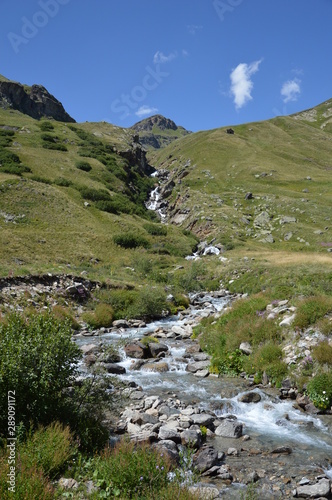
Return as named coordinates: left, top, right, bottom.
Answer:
left=1, top=0, right=331, bottom=132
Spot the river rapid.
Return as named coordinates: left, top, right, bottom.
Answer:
left=74, top=291, right=332, bottom=499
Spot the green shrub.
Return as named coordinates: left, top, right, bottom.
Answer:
left=53, top=177, right=72, bottom=187
left=143, top=222, right=168, bottom=236
left=76, top=160, right=92, bottom=172
left=0, top=164, right=31, bottom=176
left=0, top=455, right=54, bottom=500
left=306, top=371, right=332, bottom=410
left=78, top=186, right=111, bottom=201
left=85, top=438, right=170, bottom=499
left=39, top=121, right=54, bottom=131
left=113, top=232, right=150, bottom=249
left=18, top=422, right=76, bottom=479
left=82, top=303, right=114, bottom=328
left=30, top=175, right=52, bottom=185
left=52, top=305, right=80, bottom=330
left=40, top=133, right=58, bottom=142
left=294, top=295, right=332, bottom=330
left=312, top=341, right=332, bottom=366
left=245, top=342, right=288, bottom=385
left=140, top=336, right=159, bottom=346
left=95, top=196, right=135, bottom=215
left=0, top=313, right=82, bottom=435
left=127, top=286, right=168, bottom=319
left=42, top=143, right=67, bottom=151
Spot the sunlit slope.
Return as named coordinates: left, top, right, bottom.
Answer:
left=149, top=105, right=332, bottom=254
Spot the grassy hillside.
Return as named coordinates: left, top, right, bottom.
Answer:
left=0, top=108, right=198, bottom=283
left=149, top=100, right=332, bottom=258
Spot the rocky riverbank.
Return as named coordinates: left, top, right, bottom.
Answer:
left=74, top=290, right=332, bottom=499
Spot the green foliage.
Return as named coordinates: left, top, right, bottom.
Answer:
left=143, top=222, right=168, bottom=236
left=40, top=133, right=58, bottom=142
left=30, top=175, right=52, bottom=184
left=83, top=303, right=114, bottom=329
left=140, top=336, right=159, bottom=346
left=244, top=342, right=288, bottom=384
left=312, top=341, right=332, bottom=366
left=78, top=186, right=111, bottom=201
left=0, top=163, right=31, bottom=175
left=306, top=371, right=332, bottom=410
left=53, top=177, right=73, bottom=187
left=39, top=121, right=54, bottom=131
left=0, top=453, right=54, bottom=499
left=0, top=313, right=82, bottom=434
left=211, top=348, right=245, bottom=376
left=18, top=422, right=76, bottom=479
left=294, top=295, right=332, bottom=330
left=52, top=305, right=80, bottom=330
left=113, top=232, right=150, bottom=249
left=42, top=142, right=68, bottom=151
left=85, top=438, right=170, bottom=499
left=95, top=194, right=136, bottom=215
left=76, top=160, right=92, bottom=172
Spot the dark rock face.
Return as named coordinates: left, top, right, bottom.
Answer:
left=131, top=114, right=179, bottom=132
left=0, top=79, right=75, bottom=122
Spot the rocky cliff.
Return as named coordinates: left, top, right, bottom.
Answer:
left=0, top=76, right=75, bottom=122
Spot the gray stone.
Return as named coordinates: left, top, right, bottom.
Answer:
left=215, top=419, right=243, bottom=438
left=193, top=446, right=219, bottom=473
left=149, top=342, right=168, bottom=357
left=180, top=429, right=202, bottom=449
left=280, top=216, right=297, bottom=225
left=141, top=362, right=169, bottom=373
left=186, top=360, right=211, bottom=373
left=80, top=343, right=99, bottom=355
left=188, top=485, right=220, bottom=499
left=254, top=211, right=271, bottom=228
left=239, top=392, right=261, bottom=404
left=296, top=478, right=331, bottom=498
left=124, top=342, right=149, bottom=359
left=112, top=319, right=130, bottom=328
left=190, top=413, right=215, bottom=428
left=58, top=478, right=79, bottom=490
left=103, top=363, right=126, bottom=375
left=158, top=425, right=181, bottom=443
left=194, top=369, right=210, bottom=378
left=239, top=342, right=252, bottom=355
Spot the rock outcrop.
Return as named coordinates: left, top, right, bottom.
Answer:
left=0, top=76, right=75, bottom=122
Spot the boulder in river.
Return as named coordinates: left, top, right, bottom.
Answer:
left=215, top=419, right=243, bottom=438
left=294, top=477, right=331, bottom=498
left=149, top=342, right=168, bottom=357
left=239, top=392, right=261, bottom=403
left=124, top=342, right=149, bottom=359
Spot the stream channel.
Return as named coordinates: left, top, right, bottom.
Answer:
left=75, top=292, right=332, bottom=498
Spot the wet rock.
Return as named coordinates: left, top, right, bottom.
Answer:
left=271, top=446, right=292, bottom=455
left=103, top=363, right=126, bottom=375
left=186, top=360, right=211, bottom=373
left=193, top=446, right=219, bottom=473
left=227, top=447, right=238, bottom=456
left=295, top=477, right=331, bottom=498
left=194, top=369, right=210, bottom=378
left=84, top=353, right=97, bottom=366
left=239, top=392, right=261, bottom=403
left=247, top=471, right=260, bottom=483
left=80, top=344, right=99, bottom=355
left=124, top=342, right=149, bottom=359
left=215, top=419, right=243, bottom=438
left=149, top=342, right=168, bottom=357
left=112, top=319, right=130, bottom=328
left=142, top=362, right=169, bottom=373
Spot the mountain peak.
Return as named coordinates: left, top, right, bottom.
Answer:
left=130, top=114, right=190, bottom=149
left=131, top=114, right=179, bottom=132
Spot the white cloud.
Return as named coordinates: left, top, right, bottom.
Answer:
left=281, top=79, right=301, bottom=103
left=135, top=105, right=158, bottom=118
left=182, top=49, right=189, bottom=57
left=230, top=59, right=263, bottom=110
left=153, top=51, right=177, bottom=64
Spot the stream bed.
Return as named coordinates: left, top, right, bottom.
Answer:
left=74, top=292, right=332, bottom=498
